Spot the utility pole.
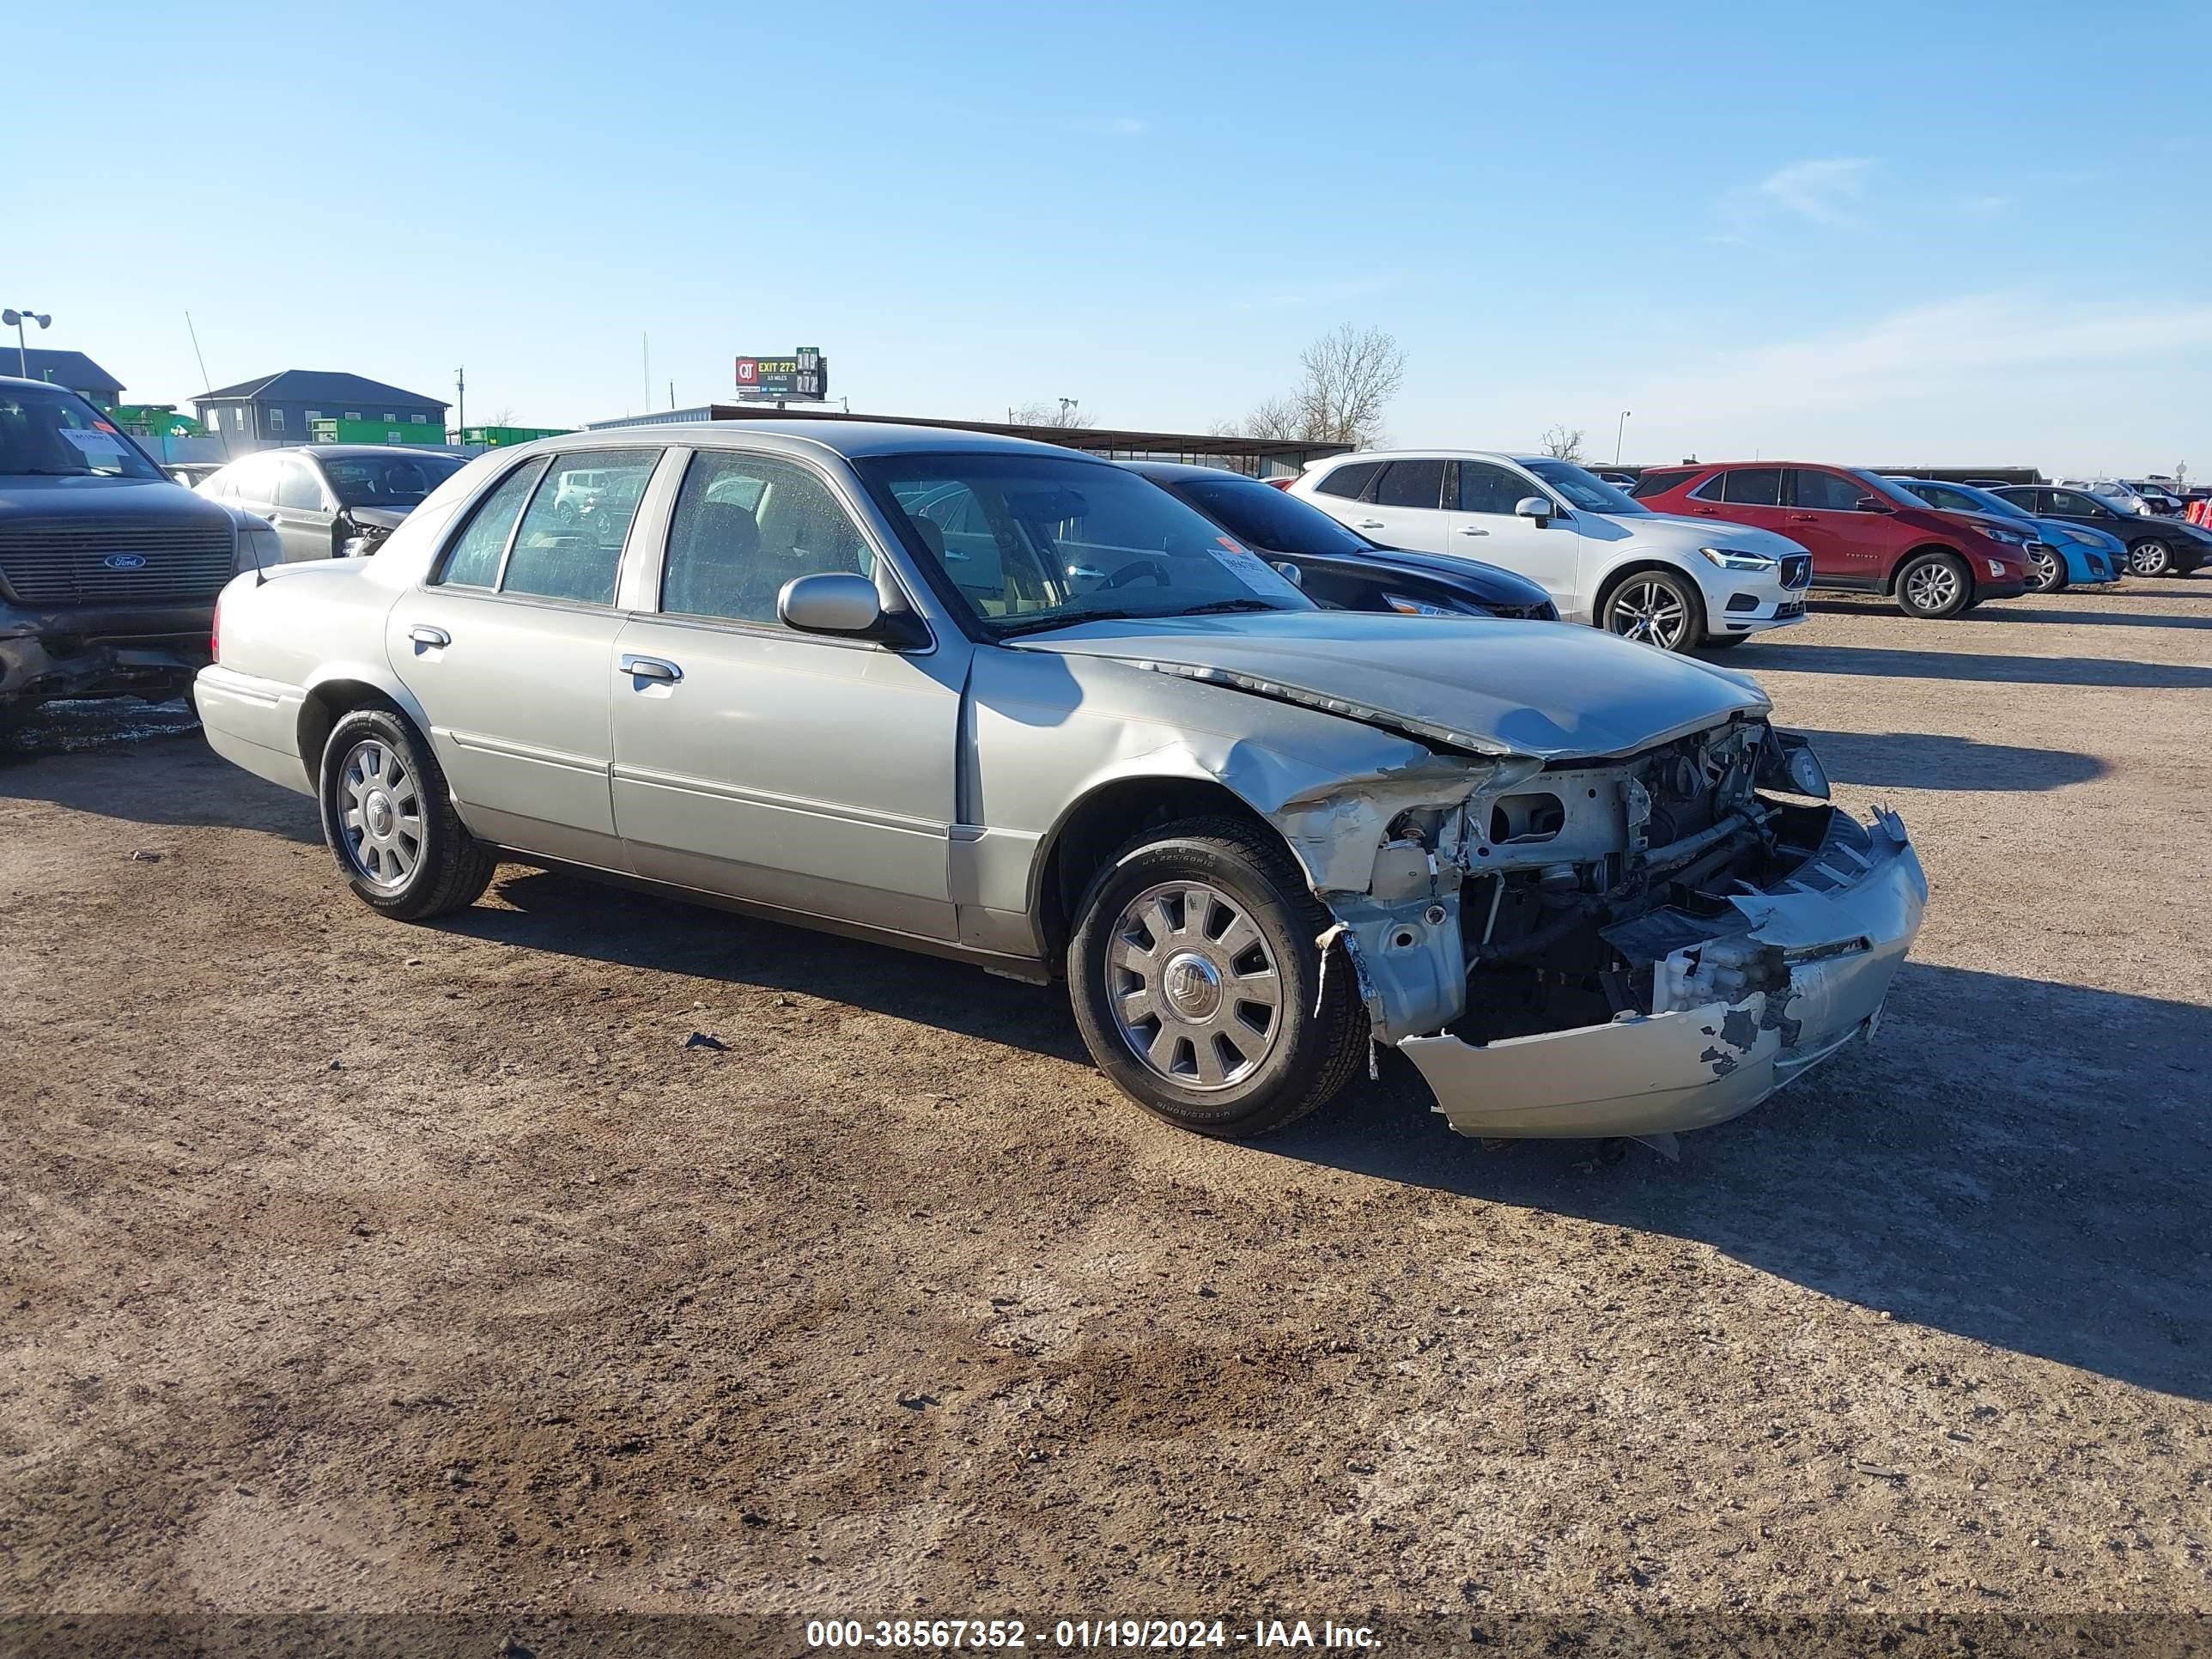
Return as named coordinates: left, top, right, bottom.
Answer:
left=455, top=366, right=465, bottom=443
left=1614, top=410, right=1632, bottom=465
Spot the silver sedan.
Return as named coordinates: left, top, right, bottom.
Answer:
left=195, top=422, right=1925, bottom=1143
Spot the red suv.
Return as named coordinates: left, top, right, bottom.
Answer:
left=1630, top=463, right=2033, bottom=618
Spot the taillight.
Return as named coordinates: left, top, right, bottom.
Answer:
left=211, top=594, right=222, bottom=664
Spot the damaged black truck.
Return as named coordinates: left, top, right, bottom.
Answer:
left=0, top=376, right=277, bottom=732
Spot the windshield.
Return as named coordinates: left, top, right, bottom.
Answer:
left=0, top=386, right=162, bottom=479
left=323, top=451, right=465, bottom=507
left=857, top=452, right=1314, bottom=636
left=1523, top=459, right=1647, bottom=515
left=1897, top=479, right=2033, bottom=523
left=1169, top=474, right=1375, bottom=556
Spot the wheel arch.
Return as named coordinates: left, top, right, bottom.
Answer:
left=1591, top=556, right=1710, bottom=637
left=1882, top=543, right=1971, bottom=596
left=295, top=663, right=434, bottom=778
left=1030, top=772, right=1281, bottom=963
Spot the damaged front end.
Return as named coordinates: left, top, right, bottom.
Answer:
left=1282, top=718, right=1926, bottom=1141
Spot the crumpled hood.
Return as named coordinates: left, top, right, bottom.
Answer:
left=1013, top=612, right=1771, bottom=761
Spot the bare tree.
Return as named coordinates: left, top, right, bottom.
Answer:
left=1008, top=399, right=1096, bottom=429
left=1229, top=325, right=1406, bottom=448
left=1540, top=424, right=1587, bottom=462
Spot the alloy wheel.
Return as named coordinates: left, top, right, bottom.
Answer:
left=2131, top=541, right=2172, bottom=577
left=1607, top=579, right=1692, bottom=648
left=1107, top=880, right=1284, bottom=1091
left=1904, top=562, right=1962, bottom=613
left=337, top=737, right=422, bottom=890
left=2029, top=548, right=2061, bottom=591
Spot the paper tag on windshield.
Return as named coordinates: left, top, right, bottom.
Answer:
left=1206, top=544, right=1276, bottom=593
left=60, top=428, right=127, bottom=462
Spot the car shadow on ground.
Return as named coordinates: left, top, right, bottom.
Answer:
left=1792, top=728, right=2105, bottom=791
left=0, top=726, right=324, bottom=844
left=1988, top=606, right=2212, bottom=630
left=452, top=866, right=1095, bottom=1066
left=454, top=870, right=2208, bottom=1401
left=1719, top=641, right=2212, bottom=690
left=1267, top=961, right=2212, bottom=1402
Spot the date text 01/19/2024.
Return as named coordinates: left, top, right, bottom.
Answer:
left=805, top=1620, right=1382, bottom=1650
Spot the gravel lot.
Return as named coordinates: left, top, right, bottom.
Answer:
left=3, top=581, right=2209, bottom=1626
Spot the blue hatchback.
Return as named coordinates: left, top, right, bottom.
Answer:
left=1894, top=478, right=2121, bottom=592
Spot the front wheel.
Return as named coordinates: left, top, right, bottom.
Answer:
left=2027, top=544, right=2067, bottom=593
left=1066, top=817, right=1369, bottom=1139
left=319, top=707, right=495, bottom=921
left=1894, top=552, right=1972, bottom=618
left=2130, top=539, right=2175, bottom=577
left=1601, top=569, right=1705, bottom=653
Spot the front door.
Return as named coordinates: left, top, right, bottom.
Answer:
left=1446, top=458, right=1580, bottom=608
left=269, top=455, right=337, bottom=562
left=609, top=447, right=964, bottom=942
left=387, top=447, right=662, bottom=869
left=1786, top=468, right=1897, bottom=584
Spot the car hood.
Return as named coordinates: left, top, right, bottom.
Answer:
left=344, top=504, right=412, bottom=530
left=1620, top=511, right=1802, bottom=554
left=1012, top=611, right=1770, bottom=762
left=0, top=472, right=240, bottom=531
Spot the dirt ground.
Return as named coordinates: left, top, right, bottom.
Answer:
left=3, top=580, right=2209, bottom=1628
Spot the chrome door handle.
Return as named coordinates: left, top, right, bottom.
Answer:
left=1354, top=520, right=1385, bottom=530
left=1457, top=526, right=1489, bottom=537
left=621, top=654, right=683, bottom=684
left=1066, top=564, right=1104, bottom=580
left=407, top=624, right=451, bottom=647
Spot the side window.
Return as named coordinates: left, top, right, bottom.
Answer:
left=435, top=460, right=544, bottom=589
left=501, top=450, right=659, bottom=605
left=1313, top=459, right=1382, bottom=500
left=273, top=459, right=325, bottom=511
left=1792, top=470, right=1866, bottom=513
left=2049, top=490, right=2099, bottom=516
left=1372, top=459, right=1446, bottom=510
left=1722, top=468, right=1783, bottom=507
left=662, top=451, right=875, bottom=625
left=1457, top=460, right=1532, bottom=515
left=1630, top=469, right=1693, bottom=499
left=231, top=454, right=281, bottom=503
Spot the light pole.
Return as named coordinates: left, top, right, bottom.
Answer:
left=1058, top=397, right=1079, bottom=423
left=3, top=307, right=52, bottom=379
left=1614, top=410, right=1632, bottom=466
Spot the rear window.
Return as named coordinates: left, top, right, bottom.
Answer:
left=1629, top=469, right=1694, bottom=498
left=1312, top=459, right=1382, bottom=500
left=1371, top=459, right=1446, bottom=510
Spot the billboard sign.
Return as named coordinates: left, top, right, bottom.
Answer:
left=734, top=346, right=829, bottom=402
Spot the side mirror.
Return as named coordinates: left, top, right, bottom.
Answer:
left=778, top=572, right=927, bottom=647
left=1269, top=560, right=1304, bottom=586
left=1515, top=495, right=1555, bottom=523
left=1856, top=495, right=1894, bottom=514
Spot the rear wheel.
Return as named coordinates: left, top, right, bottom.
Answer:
left=1894, top=552, right=1972, bottom=618
left=2130, top=539, right=2175, bottom=577
left=2026, top=544, right=2067, bottom=593
left=1067, top=817, right=1367, bottom=1139
left=1601, top=569, right=1705, bottom=653
left=319, top=707, right=495, bottom=921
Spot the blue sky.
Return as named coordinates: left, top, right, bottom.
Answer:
left=12, top=1, right=2210, bottom=475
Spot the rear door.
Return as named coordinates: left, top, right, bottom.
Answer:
left=389, top=447, right=665, bottom=869
left=1681, top=466, right=1791, bottom=542
left=1785, top=468, right=1897, bottom=585
left=1342, top=459, right=1451, bottom=552
left=1446, top=459, right=1577, bottom=602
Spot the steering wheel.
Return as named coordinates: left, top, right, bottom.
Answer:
left=1098, top=557, right=1169, bottom=589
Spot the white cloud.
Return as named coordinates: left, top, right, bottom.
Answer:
left=1755, top=157, right=1874, bottom=226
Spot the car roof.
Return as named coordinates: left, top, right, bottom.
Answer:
left=1120, top=459, right=1283, bottom=485
left=501, top=419, right=1087, bottom=465
left=283, top=444, right=465, bottom=460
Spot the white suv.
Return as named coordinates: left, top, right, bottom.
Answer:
left=1288, top=451, right=1810, bottom=652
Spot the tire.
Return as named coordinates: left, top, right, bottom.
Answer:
left=318, top=706, right=495, bottom=921
left=2130, top=539, right=2175, bottom=577
left=1600, top=568, right=1705, bottom=653
left=1893, top=551, right=1973, bottom=618
left=1700, top=633, right=1753, bottom=649
left=2026, top=544, right=2067, bottom=594
left=1066, top=816, right=1368, bottom=1139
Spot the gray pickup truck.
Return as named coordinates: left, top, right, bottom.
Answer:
left=0, top=375, right=276, bottom=729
